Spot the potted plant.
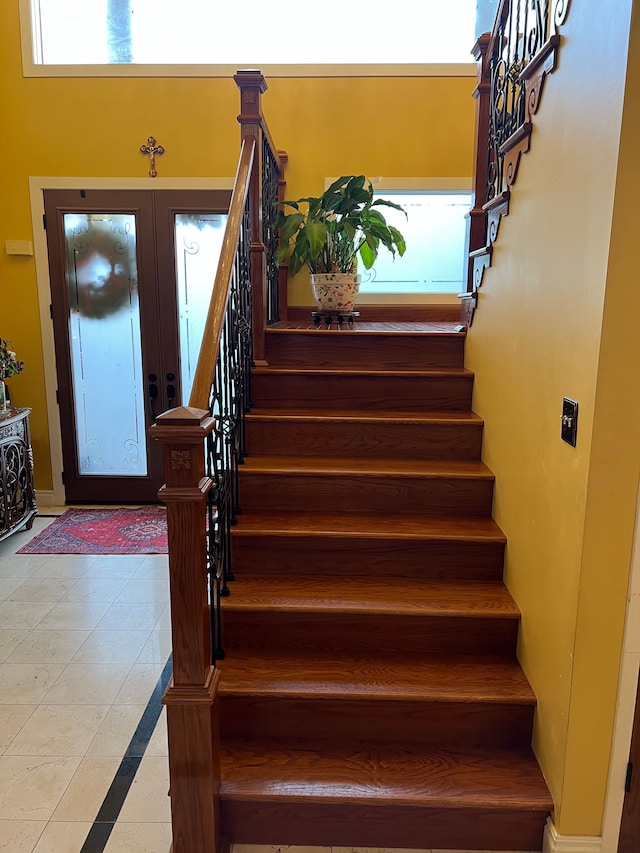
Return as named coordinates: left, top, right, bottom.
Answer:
left=275, top=175, right=407, bottom=313
left=0, top=337, right=24, bottom=412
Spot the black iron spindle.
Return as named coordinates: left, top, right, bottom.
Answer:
left=204, top=192, right=253, bottom=661
left=486, top=0, right=552, bottom=204
left=262, top=133, right=281, bottom=324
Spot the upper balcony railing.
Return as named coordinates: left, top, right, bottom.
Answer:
left=462, top=0, right=571, bottom=324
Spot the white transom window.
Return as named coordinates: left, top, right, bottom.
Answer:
left=23, top=0, right=477, bottom=72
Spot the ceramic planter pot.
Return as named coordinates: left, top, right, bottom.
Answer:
left=310, top=273, right=361, bottom=312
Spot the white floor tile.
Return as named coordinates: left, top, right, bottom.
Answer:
left=32, top=821, right=93, bottom=853
left=0, top=577, right=28, bottom=600
left=0, top=664, right=66, bottom=705
left=6, top=630, right=91, bottom=665
left=6, top=705, right=110, bottom=757
left=0, top=819, right=47, bottom=852
left=0, top=602, right=56, bottom=630
left=0, top=755, right=81, bottom=820
left=0, top=629, right=30, bottom=663
left=36, top=601, right=112, bottom=632
left=113, top=663, right=166, bottom=705
left=102, top=821, right=172, bottom=853
left=117, top=756, right=171, bottom=822
left=0, top=706, right=37, bottom=754
left=61, top=577, right=129, bottom=604
left=96, top=601, right=167, bottom=632
left=42, top=663, right=133, bottom=705
left=86, top=705, right=148, bottom=756
left=136, top=630, right=172, bottom=664
left=7, top=578, right=78, bottom=603
left=71, top=630, right=151, bottom=666
left=51, top=755, right=121, bottom=822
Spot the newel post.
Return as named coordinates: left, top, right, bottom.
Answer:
left=465, top=33, right=492, bottom=277
left=150, top=406, right=221, bottom=853
left=235, top=69, right=268, bottom=364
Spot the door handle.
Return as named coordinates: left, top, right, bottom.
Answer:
left=148, top=373, right=158, bottom=421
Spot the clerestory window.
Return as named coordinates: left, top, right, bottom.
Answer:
left=23, top=0, right=477, bottom=74
left=362, top=188, right=473, bottom=296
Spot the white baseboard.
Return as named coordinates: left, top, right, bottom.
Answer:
left=543, top=817, right=603, bottom=852
left=35, top=490, right=56, bottom=507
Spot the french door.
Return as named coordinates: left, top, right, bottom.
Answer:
left=44, top=189, right=230, bottom=504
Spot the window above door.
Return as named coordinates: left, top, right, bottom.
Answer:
left=21, top=0, right=477, bottom=77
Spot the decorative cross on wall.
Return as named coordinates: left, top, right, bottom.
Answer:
left=140, top=136, right=165, bottom=177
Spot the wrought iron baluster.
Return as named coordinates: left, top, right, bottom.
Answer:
left=485, top=0, right=554, bottom=204
left=204, top=191, right=253, bottom=661
left=261, top=134, right=281, bottom=324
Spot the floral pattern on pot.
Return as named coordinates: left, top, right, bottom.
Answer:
left=310, top=273, right=361, bottom=312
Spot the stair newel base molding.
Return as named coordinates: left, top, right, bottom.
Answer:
left=150, top=406, right=222, bottom=853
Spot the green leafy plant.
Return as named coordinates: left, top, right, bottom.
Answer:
left=0, top=338, right=24, bottom=379
left=275, top=175, right=407, bottom=275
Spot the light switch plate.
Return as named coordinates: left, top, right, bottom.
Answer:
left=561, top=398, right=578, bottom=446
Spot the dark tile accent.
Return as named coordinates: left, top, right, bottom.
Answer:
left=79, top=654, right=173, bottom=853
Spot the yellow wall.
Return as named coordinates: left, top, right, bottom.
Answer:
left=464, top=0, right=637, bottom=836
left=0, top=2, right=475, bottom=493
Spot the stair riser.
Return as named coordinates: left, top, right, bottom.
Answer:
left=222, top=612, right=518, bottom=655
left=219, top=800, right=547, bottom=851
left=245, top=418, right=483, bottom=460
left=265, top=332, right=466, bottom=370
left=219, top=696, right=534, bottom=748
left=238, top=472, right=494, bottom=516
left=251, top=373, right=473, bottom=411
left=231, top=534, right=506, bottom=580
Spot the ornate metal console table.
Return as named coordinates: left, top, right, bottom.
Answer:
left=0, top=407, right=38, bottom=543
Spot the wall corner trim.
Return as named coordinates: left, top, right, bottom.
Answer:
left=543, top=817, right=603, bottom=852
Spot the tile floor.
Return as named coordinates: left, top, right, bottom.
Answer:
left=0, top=511, right=539, bottom=853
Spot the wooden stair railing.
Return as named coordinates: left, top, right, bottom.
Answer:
left=461, top=0, right=572, bottom=326
left=149, top=71, right=285, bottom=853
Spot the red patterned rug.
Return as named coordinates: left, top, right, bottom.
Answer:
left=17, top=506, right=168, bottom=555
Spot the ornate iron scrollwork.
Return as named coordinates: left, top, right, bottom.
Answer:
left=262, top=136, right=281, bottom=324
left=204, top=193, right=253, bottom=660
left=486, top=0, right=560, bottom=204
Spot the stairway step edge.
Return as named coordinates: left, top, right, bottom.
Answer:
left=220, top=739, right=552, bottom=809
left=265, top=327, right=466, bottom=337
left=232, top=512, right=506, bottom=541
left=224, top=576, right=518, bottom=614
left=240, top=457, right=494, bottom=477
left=218, top=654, right=535, bottom=703
left=246, top=409, right=484, bottom=424
left=252, top=367, right=475, bottom=378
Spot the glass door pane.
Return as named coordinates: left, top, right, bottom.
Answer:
left=63, top=212, right=147, bottom=476
left=174, top=212, right=228, bottom=403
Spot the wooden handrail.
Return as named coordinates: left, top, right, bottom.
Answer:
left=188, top=137, right=256, bottom=409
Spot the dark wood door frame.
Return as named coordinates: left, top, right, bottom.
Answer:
left=43, top=188, right=230, bottom=504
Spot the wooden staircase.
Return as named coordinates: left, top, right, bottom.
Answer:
left=217, top=320, right=552, bottom=851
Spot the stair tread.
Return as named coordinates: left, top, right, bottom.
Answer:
left=252, top=366, right=474, bottom=378
left=223, top=575, right=519, bottom=617
left=240, top=456, right=494, bottom=477
left=218, top=650, right=535, bottom=703
left=266, top=322, right=465, bottom=334
left=232, top=511, right=506, bottom=541
left=220, top=738, right=553, bottom=809
left=246, top=408, right=484, bottom=424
